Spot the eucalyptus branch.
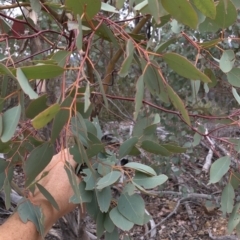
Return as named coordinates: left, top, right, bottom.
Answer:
left=92, top=15, right=151, bottom=116
left=92, top=92, right=232, bottom=121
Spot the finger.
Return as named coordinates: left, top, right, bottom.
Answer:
left=47, top=148, right=77, bottom=170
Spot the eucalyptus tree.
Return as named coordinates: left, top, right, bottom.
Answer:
left=0, top=0, right=240, bottom=238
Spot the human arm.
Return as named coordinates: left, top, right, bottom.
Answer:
left=0, top=148, right=80, bottom=240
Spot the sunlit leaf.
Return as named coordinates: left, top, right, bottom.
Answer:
left=31, top=104, right=60, bottom=129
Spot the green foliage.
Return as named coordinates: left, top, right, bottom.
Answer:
left=209, top=156, right=231, bottom=184
left=1, top=0, right=240, bottom=237
left=220, top=183, right=235, bottom=215
left=17, top=198, right=45, bottom=236
left=25, top=143, right=54, bottom=187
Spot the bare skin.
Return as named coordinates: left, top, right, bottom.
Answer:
left=0, top=149, right=80, bottom=240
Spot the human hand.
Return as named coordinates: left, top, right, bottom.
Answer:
left=29, top=148, right=80, bottom=225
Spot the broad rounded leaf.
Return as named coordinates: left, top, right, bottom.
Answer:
left=163, top=53, right=211, bottom=83
left=109, top=207, right=134, bottom=231
left=161, top=0, right=198, bottom=29
left=117, top=193, right=145, bottom=225
left=32, top=104, right=60, bottom=129
left=124, top=162, right=157, bottom=176
left=65, top=0, right=101, bottom=20
left=199, top=0, right=237, bottom=32
left=119, top=137, right=138, bottom=159
left=96, top=171, right=121, bottom=190
left=17, top=199, right=44, bottom=235
left=209, top=156, right=231, bottom=184
left=220, top=183, right=234, bottom=215
left=1, top=105, right=21, bottom=143
left=227, top=68, right=240, bottom=87
left=96, top=186, right=111, bottom=212
left=191, top=0, right=216, bottom=19
left=213, top=0, right=237, bottom=29
left=25, top=143, right=54, bottom=186
left=133, top=172, right=168, bottom=189
left=220, top=50, right=235, bottom=73
left=16, top=68, right=38, bottom=99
